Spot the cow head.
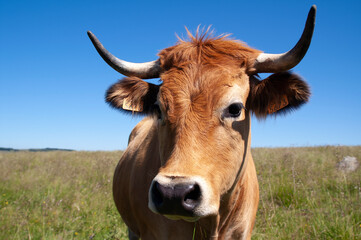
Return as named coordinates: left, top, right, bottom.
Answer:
left=89, top=6, right=315, bottom=222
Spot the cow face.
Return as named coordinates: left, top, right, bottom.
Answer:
left=151, top=67, right=252, bottom=221
left=104, top=35, right=310, bottom=221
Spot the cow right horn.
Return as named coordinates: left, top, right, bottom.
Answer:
left=253, top=5, right=316, bottom=73
left=87, top=31, right=161, bottom=79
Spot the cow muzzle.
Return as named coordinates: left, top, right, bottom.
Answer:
left=148, top=175, right=214, bottom=221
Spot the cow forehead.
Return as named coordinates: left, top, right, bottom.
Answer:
left=158, top=66, right=249, bottom=125
left=156, top=34, right=258, bottom=106
left=160, top=65, right=248, bottom=101
left=155, top=35, right=258, bottom=127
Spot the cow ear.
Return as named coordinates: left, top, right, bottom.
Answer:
left=106, top=77, right=160, bottom=115
left=248, top=72, right=310, bottom=118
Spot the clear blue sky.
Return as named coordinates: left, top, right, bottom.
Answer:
left=1, top=0, right=360, bottom=150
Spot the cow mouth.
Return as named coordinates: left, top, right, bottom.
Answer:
left=164, top=215, right=200, bottom=222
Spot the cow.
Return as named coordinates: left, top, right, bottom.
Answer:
left=88, top=5, right=316, bottom=240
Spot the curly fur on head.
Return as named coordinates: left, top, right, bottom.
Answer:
left=158, top=27, right=260, bottom=72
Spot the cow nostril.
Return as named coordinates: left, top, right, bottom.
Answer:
left=150, top=179, right=202, bottom=215
left=183, top=184, right=201, bottom=208
left=151, top=182, right=163, bottom=207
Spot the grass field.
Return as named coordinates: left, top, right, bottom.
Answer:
left=0, top=146, right=360, bottom=239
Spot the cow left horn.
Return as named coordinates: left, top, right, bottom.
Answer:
left=253, top=5, right=316, bottom=73
left=87, top=31, right=161, bottom=79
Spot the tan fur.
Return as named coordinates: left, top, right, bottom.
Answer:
left=110, top=31, right=310, bottom=239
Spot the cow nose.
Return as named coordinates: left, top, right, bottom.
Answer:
left=150, top=180, right=201, bottom=216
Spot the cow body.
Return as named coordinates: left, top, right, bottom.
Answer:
left=88, top=6, right=316, bottom=240
left=109, top=39, right=265, bottom=239
left=113, top=116, right=259, bottom=239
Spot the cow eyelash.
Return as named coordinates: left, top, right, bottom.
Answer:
left=223, top=103, right=244, bottom=119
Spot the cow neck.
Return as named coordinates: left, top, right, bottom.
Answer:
left=226, top=111, right=251, bottom=195
left=217, top=113, right=252, bottom=237
left=196, top=114, right=252, bottom=239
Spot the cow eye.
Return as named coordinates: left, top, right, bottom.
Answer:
left=224, top=103, right=243, bottom=118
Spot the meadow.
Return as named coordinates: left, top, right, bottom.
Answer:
left=0, top=146, right=360, bottom=239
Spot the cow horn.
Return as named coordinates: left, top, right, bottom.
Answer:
left=87, top=31, right=161, bottom=79
left=253, top=5, right=316, bottom=73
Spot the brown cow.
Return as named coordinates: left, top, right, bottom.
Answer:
left=88, top=5, right=316, bottom=240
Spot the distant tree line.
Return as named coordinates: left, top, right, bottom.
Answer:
left=0, top=147, right=74, bottom=152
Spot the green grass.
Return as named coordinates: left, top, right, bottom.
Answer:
left=0, top=146, right=360, bottom=239
left=252, top=146, right=361, bottom=240
left=0, top=151, right=127, bottom=239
